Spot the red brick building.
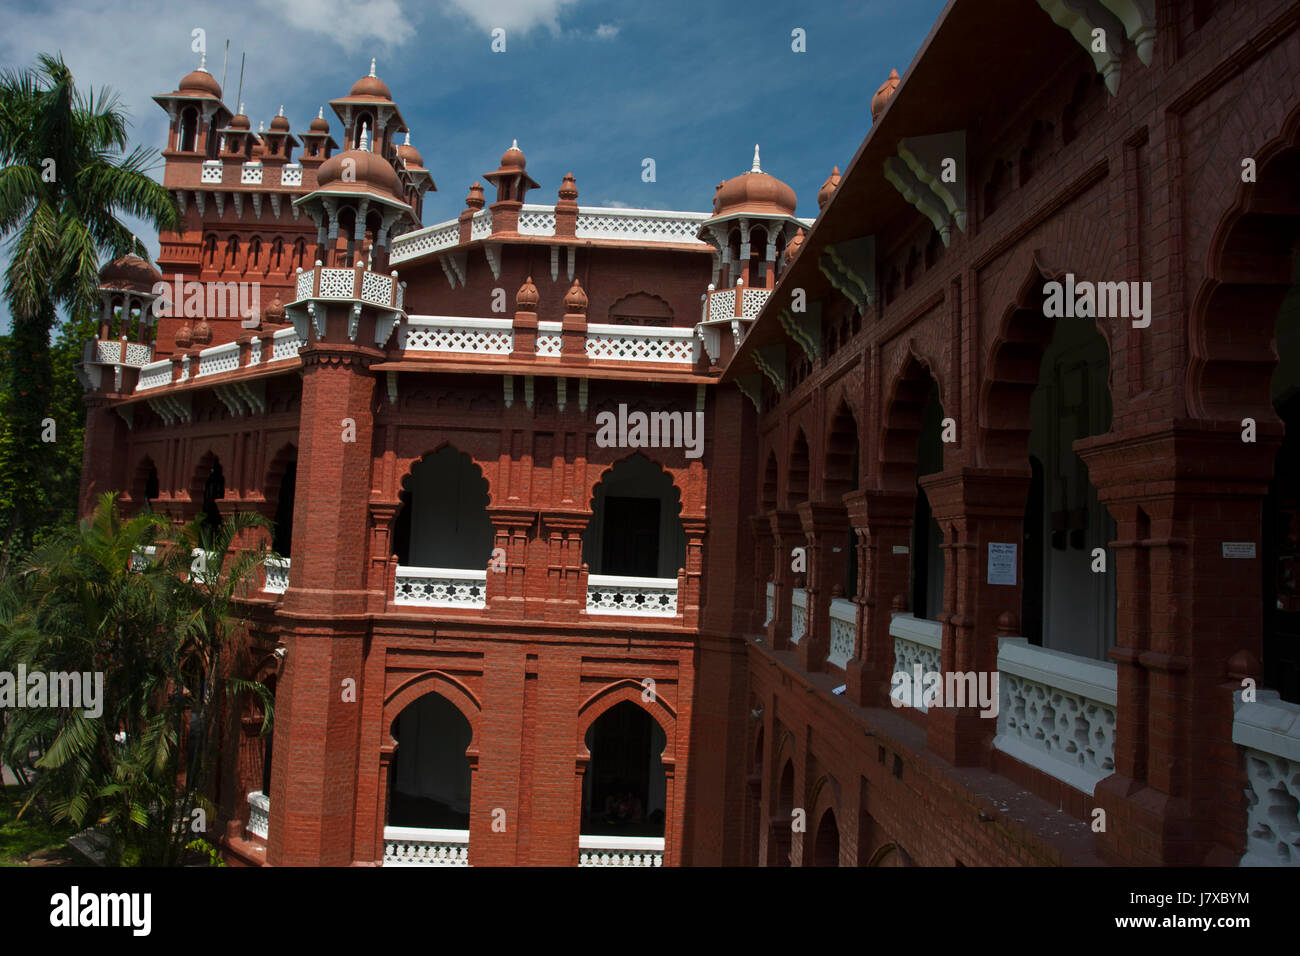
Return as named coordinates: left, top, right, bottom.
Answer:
left=79, top=0, right=1300, bottom=866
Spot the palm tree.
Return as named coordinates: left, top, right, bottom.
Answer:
left=0, top=53, right=180, bottom=556
left=0, top=493, right=272, bottom=865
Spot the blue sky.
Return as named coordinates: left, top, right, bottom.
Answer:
left=0, top=0, right=947, bottom=334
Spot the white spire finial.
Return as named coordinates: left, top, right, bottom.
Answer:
left=405, top=131, right=412, bottom=145
left=258, top=120, right=265, bottom=133
left=238, top=101, right=245, bottom=115
left=752, top=144, right=762, bottom=173
left=511, top=138, right=518, bottom=149
left=369, top=57, right=377, bottom=77
left=359, top=126, right=369, bottom=151
left=278, top=104, right=284, bottom=117
left=198, top=52, right=207, bottom=72
left=318, top=107, right=324, bottom=119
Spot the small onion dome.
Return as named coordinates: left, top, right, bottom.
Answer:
left=500, top=139, right=526, bottom=170
left=516, top=276, right=539, bottom=312
left=714, top=145, right=796, bottom=217
left=317, top=146, right=403, bottom=197
left=871, top=68, right=900, bottom=122
left=309, top=108, right=330, bottom=133
left=230, top=111, right=251, bottom=131
left=817, top=166, right=841, bottom=210
left=563, top=278, right=588, bottom=314
left=784, top=228, right=805, bottom=264
left=270, top=106, right=290, bottom=132
left=466, top=181, right=486, bottom=209
left=192, top=319, right=212, bottom=345
left=178, top=55, right=222, bottom=98
left=174, top=323, right=193, bottom=348
left=98, top=254, right=162, bottom=293
left=263, top=292, right=286, bottom=325
left=350, top=58, right=392, bottom=100
left=396, top=132, right=424, bottom=169
left=558, top=172, right=578, bottom=201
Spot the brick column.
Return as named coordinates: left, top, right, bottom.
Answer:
left=843, top=489, right=915, bottom=707
left=796, top=501, right=849, bottom=672
left=269, top=295, right=383, bottom=866
left=541, top=511, right=589, bottom=620
left=767, top=510, right=804, bottom=650
left=680, top=516, right=707, bottom=629
left=1079, top=423, right=1279, bottom=865
left=486, top=507, right=537, bottom=612
left=750, top=514, right=774, bottom=634
left=919, top=468, right=1030, bottom=766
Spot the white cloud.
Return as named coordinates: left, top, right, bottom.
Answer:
left=440, top=0, right=581, bottom=35
left=594, top=23, right=619, bottom=39
left=265, top=0, right=412, bottom=52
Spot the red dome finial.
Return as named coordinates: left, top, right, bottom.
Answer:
left=564, top=278, right=588, bottom=314
left=516, top=276, right=539, bottom=312
left=558, top=172, right=578, bottom=201
left=817, top=166, right=841, bottom=211
left=871, top=68, right=900, bottom=122
left=466, top=181, right=485, bottom=209
left=784, top=227, right=805, bottom=264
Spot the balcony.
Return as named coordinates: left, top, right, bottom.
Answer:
left=828, top=598, right=857, bottom=668
left=578, top=834, right=664, bottom=866
left=393, top=566, right=487, bottom=609
left=264, top=557, right=289, bottom=594
left=246, top=791, right=270, bottom=840
left=790, top=588, right=808, bottom=643
left=1233, top=690, right=1300, bottom=866
left=993, top=637, right=1117, bottom=795
left=383, top=826, right=470, bottom=866
left=399, top=316, right=513, bottom=355
left=889, top=613, right=942, bottom=712
left=586, top=575, right=679, bottom=617
left=696, top=283, right=770, bottom=363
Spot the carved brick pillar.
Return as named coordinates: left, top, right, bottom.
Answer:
left=680, top=515, right=707, bottom=628
left=767, top=510, right=804, bottom=651
left=1079, top=423, right=1279, bottom=865
left=796, top=501, right=849, bottom=672
left=366, top=501, right=400, bottom=612
left=919, top=468, right=1030, bottom=767
left=750, top=514, right=775, bottom=634
left=843, top=489, right=915, bottom=707
left=541, top=511, right=589, bottom=620
left=486, top=507, right=537, bottom=612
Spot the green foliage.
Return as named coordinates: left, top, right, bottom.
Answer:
left=0, top=52, right=180, bottom=557
left=0, top=493, right=273, bottom=866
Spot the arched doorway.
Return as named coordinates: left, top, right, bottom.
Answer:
left=585, top=454, right=685, bottom=579
left=812, top=808, right=840, bottom=867
left=578, top=700, right=669, bottom=866
left=387, top=692, right=473, bottom=830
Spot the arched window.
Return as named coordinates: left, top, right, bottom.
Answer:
left=585, top=454, right=685, bottom=579
left=387, top=693, right=472, bottom=831
left=581, top=701, right=666, bottom=839
left=179, top=108, right=198, bottom=152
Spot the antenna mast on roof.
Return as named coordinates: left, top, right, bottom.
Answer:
left=220, top=39, right=229, bottom=97
left=235, top=52, right=246, bottom=116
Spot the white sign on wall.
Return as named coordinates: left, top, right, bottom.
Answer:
left=987, top=542, right=1017, bottom=586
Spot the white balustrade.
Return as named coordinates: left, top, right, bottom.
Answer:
left=790, top=588, right=807, bottom=643
left=575, top=207, right=709, bottom=244
left=383, top=826, right=470, bottom=866
left=585, top=323, right=696, bottom=364
left=270, top=326, right=304, bottom=362
left=393, top=566, right=487, bottom=608
left=247, top=791, right=270, bottom=840
left=124, top=342, right=153, bottom=366
left=578, top=834, right=665, bottom=867
left=536, top=321, right=562, bottom=357
left=249, top=337, right=262, bottom=366
left=708, top=289, right=736, bottom=322
left=264, top=557, right=289, bottom=594
left=280, top=163, right=303, bottom=187
left=889, top=613, right=943, bottom=713
left=993, top=636, right=1117, bottom=794
left=390, top=221, right=461, bottom=262
left=586, top=574, right=678, bottom=617
left=741, top=288, right=770, bottom=318
left=516, top=205, right=556, bottom=235
left=764, top=581, right=774, bottom=626
left=95, top=339, right=121, bottom=363
left=137, top=360, right=172, bottom=391
left=828, top=598, right=857, bottom=668
left=196, top=341, right=240, bottom=377
left=241, top=162, right=263, bottom=185
left=295, top=268, right=315, bottom=300
left=1233, top=689, right=1300, bottom=866
left=400, top=316, right=513, bottom=355
left=470, top=209, right=492, bottom=240
left=361, top=270, right=396, bottom=307
left=317, top=267, right=356, bottom=298
left=200, top=160, right=223, bottom=183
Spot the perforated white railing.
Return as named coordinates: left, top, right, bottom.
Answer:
left=270, top=326, right=304, bottom=362
left=828, top=598, right=857, bottom=668
left=264, top=557, right=289, bottom=594
left=247, top=792, right=270, bottom=840
left=889, top=613, right=942, bottom=713
left=585, top=323, right=695, bottom=364
left=586, top=575, right=678, bottom=617
left=400, top=317, right=513, bottom=355
left=578, top=834, right=664, bottom=867
left=137, top=360, right=172, bottom=391
left=383, top=826, right=470, bottom=866
left=1234, top=690, right=1300, bottom=866
left=790, top=588, right=808, bottom=643
left=196, top=341, right=240, bottom=377
left=393, top=566, right=487, bottom=608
